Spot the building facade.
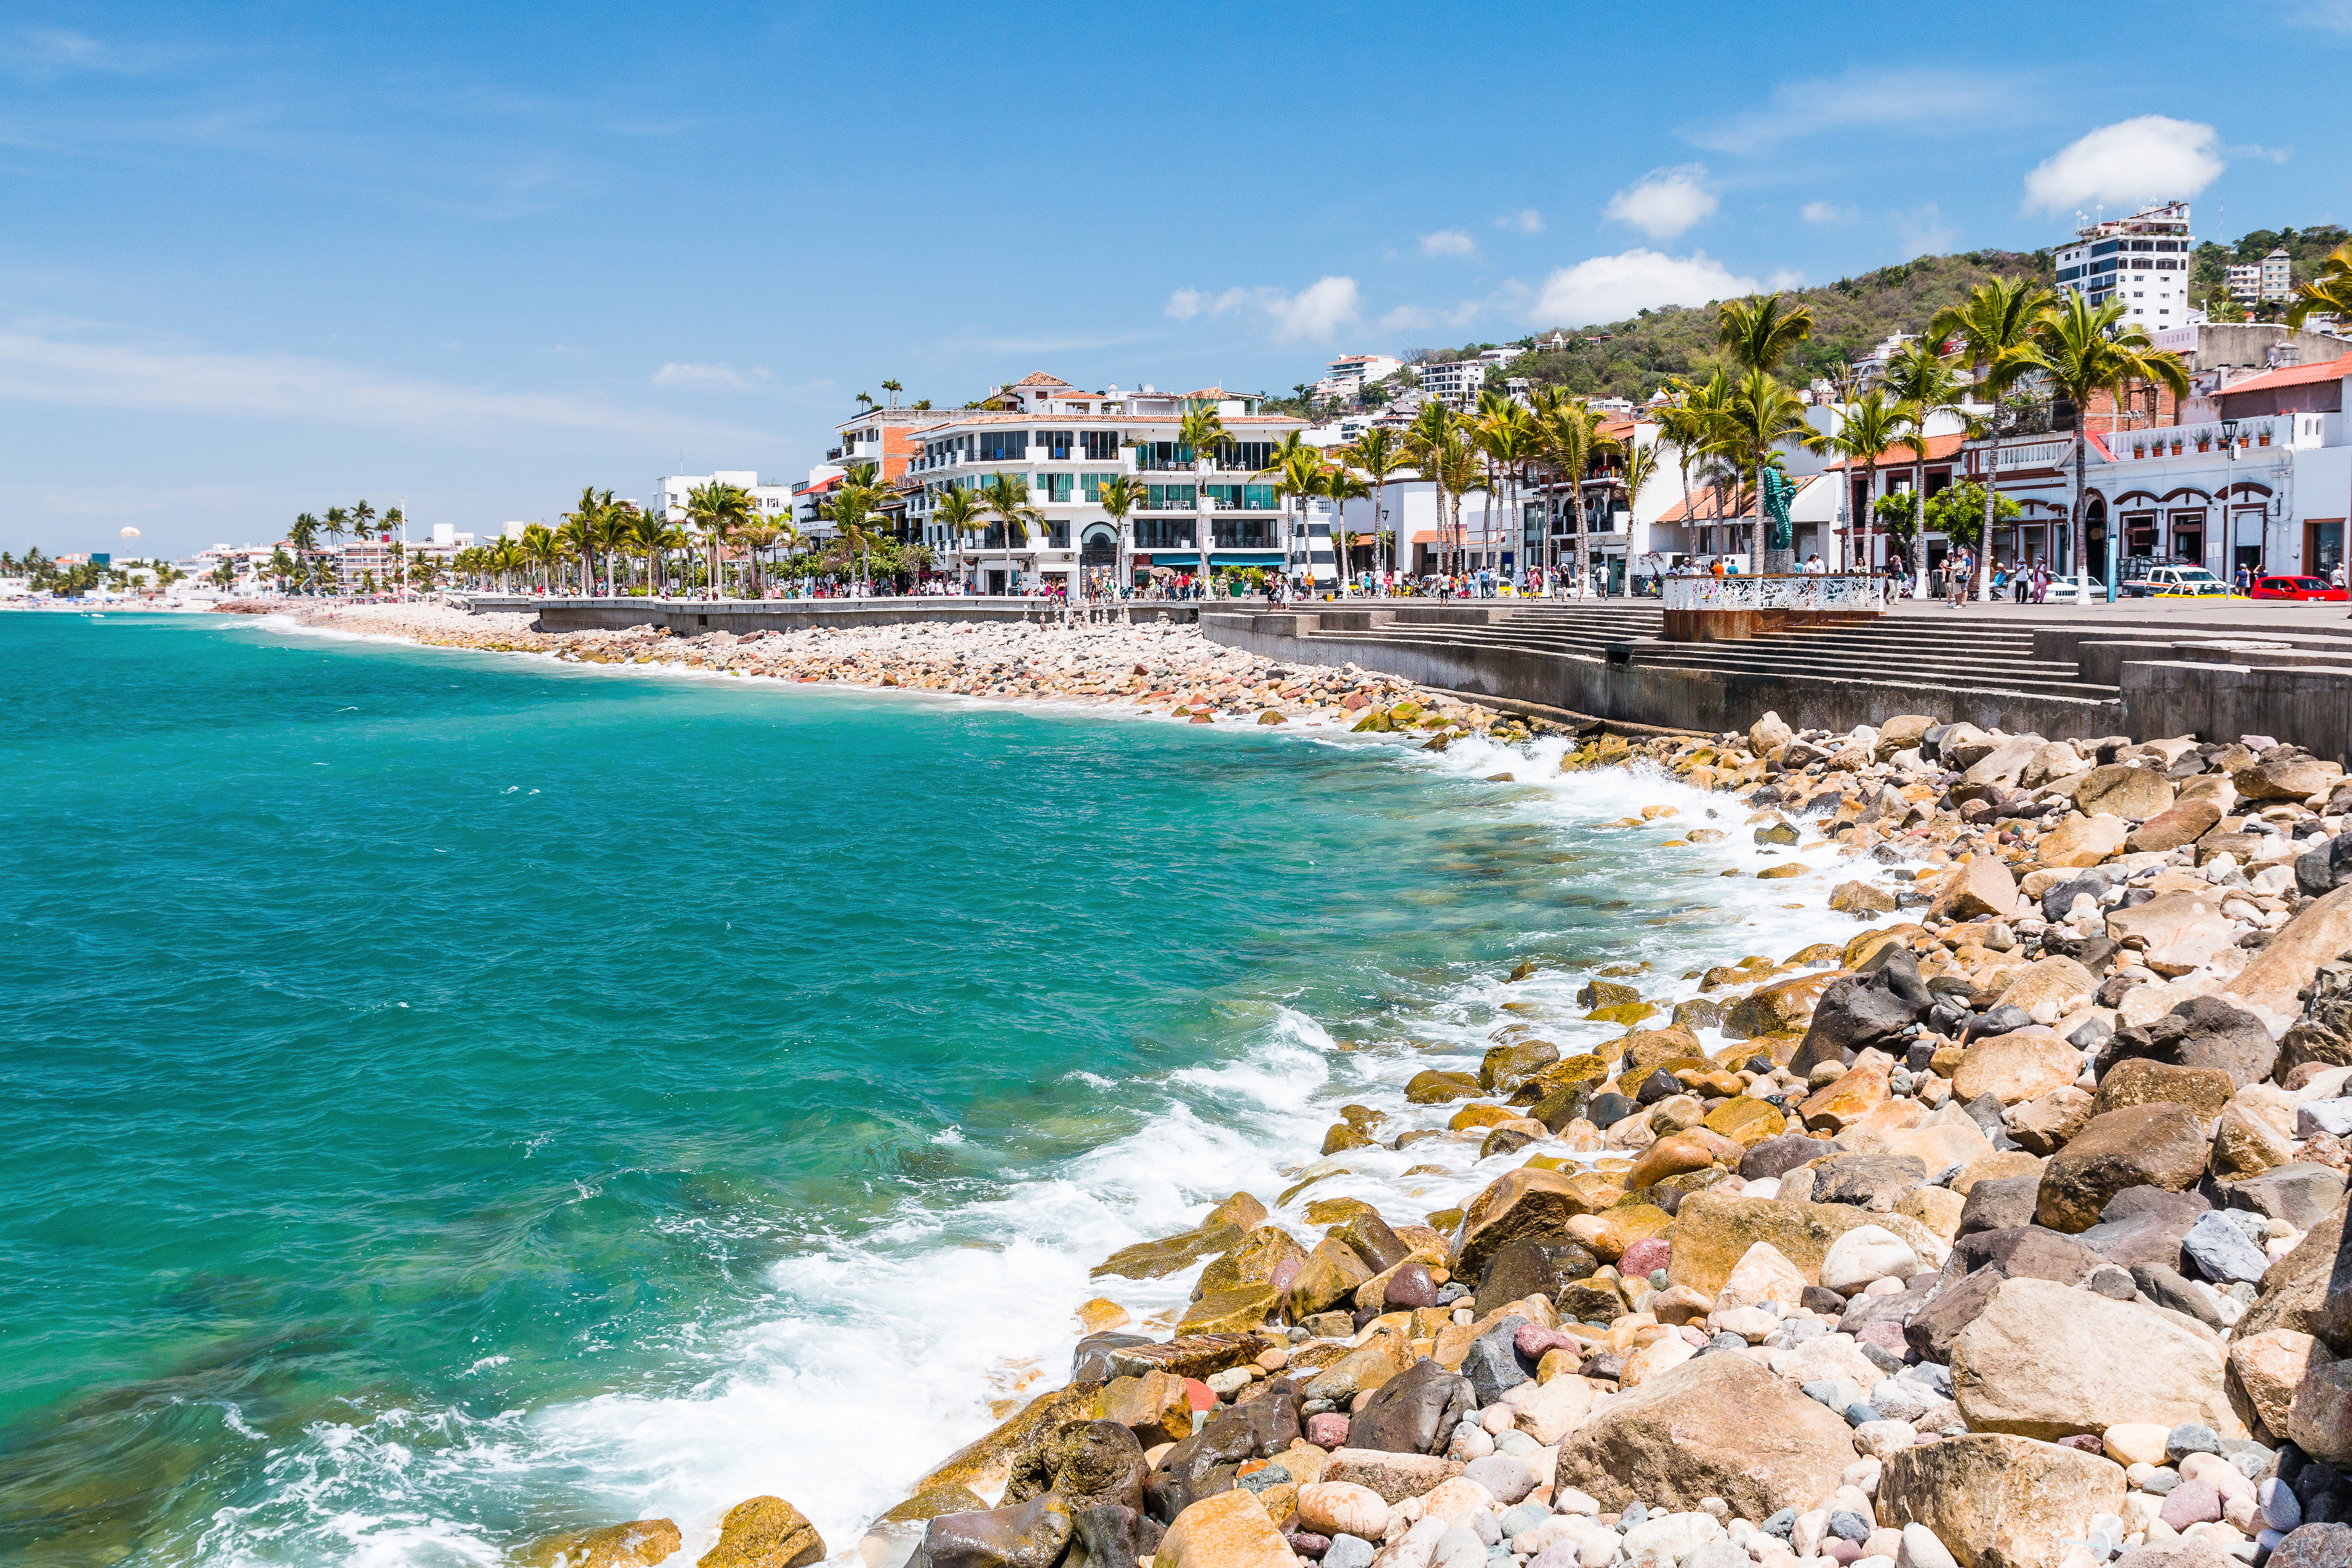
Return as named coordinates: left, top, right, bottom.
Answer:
left=653, top=470, right=799, bottom=526
left=896, top=374, right=1307, bottom=592
left=2052, top=201, right=2196, bottom=331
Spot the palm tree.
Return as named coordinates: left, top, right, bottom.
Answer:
left=825, top=465, right=895, bottom=593
left=1722, top=370, right=1822, bottom=573
left=1405, top=401, right=1456, bottom=576
left=564, top=487, right=610, bottom=595
left=1927, top=278, right=2049, bottom=595
left=322, top=506, right=349, bottom=590
left=628, top=506, right=671, bottom=596
left=1095, top=474, right=1144, bottom=600
left=1432, top=430, right=1486, bottom=583
left=1256, top=432, right=1321, bottom=590
left=554, top=515, right=594, bottom=594
left=592, top=502, right=633, bottom=594
left=738, top=523, right=782, bottom=598
left=1822, top=390, right=1907, bottom=575
left=1538, top=397, right=1617, bottom=593
left=2286, top=242, right=2352, bottom=329
left=288, top=513, right=320, bottom=594
left=880, top=379, right=904, bottom=409
left=2020, top=293, right=2190, bottom=599
left=1475, top=398, right=1538, bottom=582
left=1325, top=468, right=1372, bottom=585
left=934, top=484, right=987, bottom=585
left=351, top=499, right=377, bottom=543
left=1612, top=436, right=1660, bottom=587
left=685, top=480, right=755, bottom=599
left=521, top=523, right=559, bottom=591
left=1341, top=428, right=1409, bottom=582
left=1718, top=295, right=1815, bottom=376
left=978, top=472, right=1044, bottom=594
left=1176, top=405, right=1229, bottom=587
left=1656, top=374, right=1733, bottom=558
left=1878, top=342, right=1978, bottom=591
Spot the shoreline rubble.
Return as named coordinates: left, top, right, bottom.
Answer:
left=242, top=604, right=2352, bottom=1568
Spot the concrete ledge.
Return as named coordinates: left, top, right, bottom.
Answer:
left=501, top=597, right=1204, bottom=633
left=2121, top=659, right=2352, bottom=766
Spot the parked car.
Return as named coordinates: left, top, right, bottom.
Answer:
left=2124, top=563, right=2240, bottom=598
left=2040, top=576, right=2103, bottom=605
left=2250, top=575, right=2349, bottom=602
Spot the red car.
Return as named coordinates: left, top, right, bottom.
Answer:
left=2250, top=575, right=2349, bottom=601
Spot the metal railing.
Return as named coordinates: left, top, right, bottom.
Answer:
left=1662, top=573, right=1887, bottom=612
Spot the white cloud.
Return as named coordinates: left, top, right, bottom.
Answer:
left=1166, top=277, right=1360, bottom=342
left=1801, top=200, right=1858, bottom=226
left=1765, top=269, right=1806, bottom=292
left=1531, top=249, right=1760, bottom=328
left=2022, top=116, right=2224, bottom=215
left=0, top=331, right=772, bottom=445
left=1497, top=209, right=1544, bottom=233
left=650, top=361, right=771, bottom=391
left=1420, top=228, right=1478, bottom=258
left=1603, top=166, right=1718, bottom=241
left=1688, top=69, right=2030, bottom=153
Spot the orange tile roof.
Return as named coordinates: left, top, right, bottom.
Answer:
left=1013, top=371, right=1073, bottom=387
left=1822, top=431, right=1968, bottom=470
left=2211, top=352, right=2352, bottom=396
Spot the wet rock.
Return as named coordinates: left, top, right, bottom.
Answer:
left=1291, top=1239, right=1376, bottom=1315
left=1350, top=1357, right=1474, bottom=1456
left=1060, top=1506, right=1145, bottom=1568
left=1551, top=1350, right=1859, bottom=1518
left=1329, top=1213, right=1412, bottom=1274
left=1408, top=1070, right=1485, bottom=1105
left=1143, top=1395, right=1301, bottom=1523
left=1093, top=1194, right=1267, bottom=1280
left=1155, top=1489, right=1292, bottom=1568
left=1877, top=1433, right=2125, bottom=1568
left=2036, top=1103, right=2213, bottom=1232
left=1099, top=1373, right=1196, bottom=1449
left=1452, top=1167, right=1618, bottom=1280
left=1476, top=1236, right=1601, bottom=1307
left=701, top=1496, right=826, bottom=1568
left=1483, top=1040, right=1562, bottom=1095
left=1005, top=1421, right=1147, bottom=1513
left=1459, top=1317, right=1538, bottom=1406
left=522, top=1518, right=682, bottom=1568
left=915, top=1385, right=1106, bottom=1501
left=1948, top=1278, right=2239, bottom=1438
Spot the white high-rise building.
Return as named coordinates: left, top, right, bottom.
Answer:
left=2052, top=201, right=2196, bottom=329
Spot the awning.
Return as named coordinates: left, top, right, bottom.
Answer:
left=1209, top=552, right=1283, bottom=566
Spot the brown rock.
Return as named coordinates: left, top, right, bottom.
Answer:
left=1319, top=1448, right=1464, bottom=1504
left=697, top=1496, right=824, bottom=1568
left=1092, top=1194, right=1268, bottom=1280
left=1955, top=1030, right=2082, bottom=1108
left=1936, top=858, right=2021, bottom=921
left=2228, top=1328, right=2321, bottom=1440
left=2074, top=765, right=2176, bottom=821
left=1723, top=971, right=1847, bottom=1040
left=1406, top=1070, right=1484, bottom=1104
left=1801, top=1059, right=1892, bottom=1130
left=1157, top=1489, right=1295, bottom=1568
left=1830, top=880, right=1899, bottom=916
left=2226, top=884, right=2352, bottom=1035
left=1550, top=1350, right=1860, bottom=1519
left=1482, top=1038, right=1562, bottom=1093
left=1289, top=1238, right=1375, bottom=1314
left=2128, top=798, right=2226, bottom=854
left=914, top=1385, right=1104, bottom=1500
left=2236, top=755, right=2343, bottom=802
left=522, top=1519, right=683, bottom=1568
left=1627, top=1136, right=1719, bottom=1191
left=1995, top=957, right=2099, bottom=1027
left=2091, top=1060, right=2237, bottom=1120
left=1450, top=1167, right=1618, bottom=1280
left=2210, top=1101, right=2298, bottom=1179
left=1703, top=1096, right=1788, bottom=1148
left=1196, top=1227, right=1311, bottom=1302
left=1948, top=1278, right=2239, bottom=1438
left=1663, top=1191, right=1876, bottom=1295
left=1178, top=1282, right=1281, bottom=1333
left=2040, top=813, right=2131, bottom=869
left=1877, top=1433, right=2126, bottom=1568
left=2287, top=1356, right=2352, bottom=1465
left=2005, top=1087, right=2095, bottom=1156
left=1099, top=1372, right=1195, bottom=1447
left=2035, top=1102, right=2213, bottom=1232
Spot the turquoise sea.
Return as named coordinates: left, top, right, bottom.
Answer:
left=0, top=610, right=1872, bottom=1565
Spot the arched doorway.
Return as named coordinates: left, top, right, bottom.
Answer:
left=2083, top=495, right=2107, bottom=584
left=1080, top=524, right=1118, bottom=567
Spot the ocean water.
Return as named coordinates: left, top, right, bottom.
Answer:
left=0, top=611, right=1883, bottom=1566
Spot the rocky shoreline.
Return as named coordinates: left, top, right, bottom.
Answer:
left=257, top=605, right=2352, bottom=1568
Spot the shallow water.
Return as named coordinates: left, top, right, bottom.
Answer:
left=0, top=611, right=1882, bottom=1565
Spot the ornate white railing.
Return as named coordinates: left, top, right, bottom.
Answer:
left=1661, top=573, right=1888, bottom=612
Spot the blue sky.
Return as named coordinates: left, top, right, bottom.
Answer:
left=5, top=0, right=2349, bottom=556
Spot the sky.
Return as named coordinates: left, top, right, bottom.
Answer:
left=4, top=0, right=2349, bottom=558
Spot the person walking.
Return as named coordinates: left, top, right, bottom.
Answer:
left=1946, top=548, right=1971, bottom=607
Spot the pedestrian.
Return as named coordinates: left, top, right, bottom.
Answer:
left=2334, top=560, right=2347, bottom=591
left=2236, top=562, right=2252, bottom=596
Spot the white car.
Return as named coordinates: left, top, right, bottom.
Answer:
left=2040, top=576, right=2103, bottom=605
left=2125, top=564, right=2237, bottom=598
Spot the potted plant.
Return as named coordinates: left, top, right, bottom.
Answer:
left=2133, top=442, right=2147, bottom=459
left=2258, top=426, right=2272, bottom=447
left=2171, top=437, right=2185, bottom=455
left=2196, top=434, right=2211, bottom=452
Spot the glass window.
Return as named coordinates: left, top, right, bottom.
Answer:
left=1037, top=430, right=1075, bottom=460
left=1145, top=484, right=1197, bottom=510
left=1081, top=472, right=1120, bottom=501
left=1082, top=431, right=1122, bottom=460
left=1040, top=474, right=1073, bottom=502
left=1243, top=484, right=1276, bottom=510
left=978, top=430, right=1029, bottom=461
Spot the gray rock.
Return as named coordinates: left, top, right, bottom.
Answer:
left=1498, top=1504, right=1550, bottom=1540
left=1351, top=1357, right=1474, bottom=1456
left=1471, top=1510, right=1503, bottom=1547
left=1744, top=1133, right=1844, bottom=1182
left=1456, top=1317, right=1534, bottom=1407
left=1905, top=1268, right=2005, bottom=1362
left=1323, top=1537, right=1375, bottom=1568
left=2262, top=1476, right=2305, bottom=1532
left=1895, top=1522, right=1959, bottom=1568
left=2167, top=1424, right=2223, bottom=1463
left=1900, top=1361, right=1955, bottom=1398
left=1815, top=1155, right=1932, bottom=1210
left=2219, top=1165, right=2351, bottom=1231
left=2087, top=1264, right=2138, bottom=1299
left=1462, top=1454, right=1537, bottom=1506
left=1946, top=1226, right=2104, bottom=1286
left=1957, top=1175, right=2043, bottom=1237
left=2132, top=1262, right=2226, bottom=1328
left=2095, top=996, right=2279, bottom=1089
left=2182, top=1212, right=2270, bottom=1285
left=2269, top=1524, right=2352, bottom=1568
left=1829, top=1510, right=1873, bottom=1543
left=2298, top=1099, right=2352, bottom=1138
left=2075, top=1186, right=2212, bottom=1270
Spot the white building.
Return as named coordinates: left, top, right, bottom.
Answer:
left=1412, top=346, right=1528, bottom=412
left=1313, top=352, right=1403, bottom=405
left=2052, top=201, right=2196, bottom=330
left=897, top=372, right=1305, bottom=592
left=653, top=471, right=798, bottom=525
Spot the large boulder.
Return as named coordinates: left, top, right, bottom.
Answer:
left=701, top=1497, right=826, bottom=1568
left=1550, top=1351, right=1858, bottom=1519
left=2106, top=893, right=2238, bottom=978
left=2288, top=1357, right=2352, bottom=1464
left=2129, top=799, right=2226, bottom=854
left=1877, top=1433, right=2126, bottom=1568
left=1792, top=952, right=1933, bottom=1073
left=2035, top=1103, right=2212, bottom=1232
left=1093, top=1194, right=1267, bottom=1280
left=1348, top=1358, right=1473, bottom=1456
left=1947, top=1278, right=2239, bottom=1438
left=1451, top=1167, right=1617, bottom=1279
left=1936, top=858, right=2020, bottom=921
left=524, top=1520, right=683, bottom=1568
left=2096, top=998, right=2279, bottom=1089
left=1289, top=1240, right=1374, bottom=1315
left=1994, top=958, right=2099, bottom=1028
left=2073, top=765, right=2175, bottom=821
left=2072, top=1185, right=2212, bottom=1271
left=2227, top=1328, right=2321, bottom=1439
left=1004, top=1421, right=1147, bottom=1513
left=1724, top=972, right=1847, bottom=1041
left=1155, top=1490, right=1293, bottom=1568
left=2232, top=1192, right=2351, bottom=1354
left=1477, top=1236, right=1601, bottom=1307
left=2225, top=883, right=2352, bottom=1036
left=2091, top=1060, right=2237, bottom=1120
left=1665, top=1191, right=1876, bottom=1295
left=2040, top=814, right=2130, bottom=869
left=1955, top=1031, right=2082, bottom=1108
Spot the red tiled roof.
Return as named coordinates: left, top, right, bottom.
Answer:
left=1013, top=371, right=1073, bottom=387
left=1822, top=432, right=1968, bottom=470
left=2209, top=353, right=2352, bottom=397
